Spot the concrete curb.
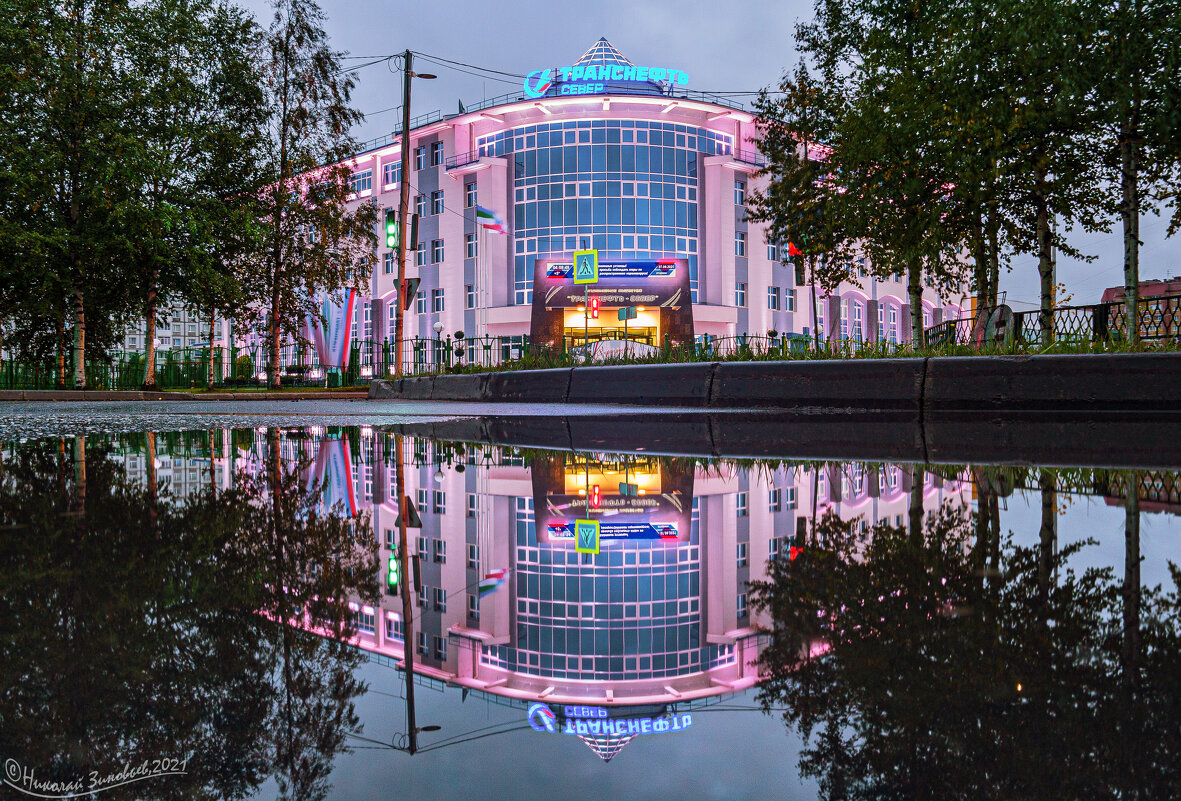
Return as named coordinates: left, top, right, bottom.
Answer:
left=369, top=352, right=1181, bottom=412
left=0, top=390, right=369, bottom=402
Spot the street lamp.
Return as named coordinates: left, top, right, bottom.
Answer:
left=393, top=52, right=436, bottom=378
left=392, top=725, right=442, bottom=754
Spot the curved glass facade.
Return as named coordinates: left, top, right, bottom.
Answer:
left=477, top=120, right=733, bottom=305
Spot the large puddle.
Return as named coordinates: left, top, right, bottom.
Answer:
left=2, top=415, right=1179, bottom=799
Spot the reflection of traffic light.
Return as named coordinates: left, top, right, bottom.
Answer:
left=384, top=209, right=398, bottom=249
left=590, top=484, right=601, bottom=508
left=387, top=553, right=400, bottom=593
left=590, top=297, right=599, bottom=319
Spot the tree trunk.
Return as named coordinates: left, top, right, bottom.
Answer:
left=1122, top=473, right=1140, bottom=686
left=1038, top=470, right=1056, bottom=602
left=907, top=258, right=924, bottom=345
left=908, top=465, right=924, bottom=546
left=55, top=310, right=67, bottom=389
left=72, top=435, right=86, bottom=516
left=1034, top=168, right=1054, bottom=347
left=972, top=205, right=988, bottom=323
left=269, top=282, right=282, bottom=389
left=71, top=290, right=85, bottom=389
left=986, top=208, right=1000, bottom=308
left=142, top=269, right=158, bottom=390
left=207, top=306, right=216, bottom=390
left=809, top=256, right=820, bottom=346
left=1120, top=130, right=1140, bottom=346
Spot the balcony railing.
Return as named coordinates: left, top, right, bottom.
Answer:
left=354, top=110, right=446, bottom=154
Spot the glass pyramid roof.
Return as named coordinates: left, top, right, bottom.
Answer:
left=573, top=38, right=635, bottom=68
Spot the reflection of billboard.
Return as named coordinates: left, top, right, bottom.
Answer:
left=529, top=257, right=693, bottom=346
left=532, top=454, right=693, bottom=545
left=306, top=437, right=359, bottom=517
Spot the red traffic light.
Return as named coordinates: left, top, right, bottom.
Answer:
left=590, top=484, right=601, bottom=508
left=590, top=298, right=600, bottom=319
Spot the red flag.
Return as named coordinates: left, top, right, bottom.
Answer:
left=788, top=242, right=803, bottom=258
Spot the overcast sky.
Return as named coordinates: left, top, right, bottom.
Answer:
left=242, top=0, right=1181, bottom=311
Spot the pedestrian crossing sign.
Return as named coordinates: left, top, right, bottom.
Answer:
left=573, top=249, right=598, bottom=284
left=575, top=518, right=600, bottom=554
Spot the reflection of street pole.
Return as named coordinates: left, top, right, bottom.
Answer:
left=394, top=433, right=418, bottom=754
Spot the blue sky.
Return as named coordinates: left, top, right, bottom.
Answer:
left=242, top=0, right=1181, bottom=311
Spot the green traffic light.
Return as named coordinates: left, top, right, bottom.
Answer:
left=387, top=554, right=400, bottom=589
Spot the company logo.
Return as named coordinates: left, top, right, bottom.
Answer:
left=654, top=523, right=679, bottom=539
left=523, top=69, right=553, bottom=99
left=546, top=263, right=573, bottom=278
left=527, top=702, right=558, bottom=733
left=651, top=262, right=677, bottom=276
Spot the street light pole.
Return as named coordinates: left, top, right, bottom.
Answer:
left=394, top=433, right=417, bottom=754
left=394, top=51, right=413, bottom=377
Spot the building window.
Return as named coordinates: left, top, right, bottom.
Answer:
left=434, top=587, right=447, bottom=611
left=386, top=614, right=403, bottom=641
left=430, top=141, right=444, bottom=166
left=415, top=291, right=427, bottom=314
left=923, top=307, right=932, bottom=328
left=431, top=238, right=444, bottom=263
left=736, top=542, right=748, bottom=568
left=431, top=288, right=444, bottom=313
left=465, top=284, right=476, bottom=309
left=467, top=542, right=479, bottom=568
left=852, top=301, right=864, bottom=342
left=889, top=307, right=898, bottom=342
left=352, top=606, right=375, bottom=634
left=434, top=635, right=447, bottom=660
left=432, top=489, right=446, bottom=514
left=349, top=169, right=372, bottom=194
left=735, top=231, right=746, bottom=257
left=384, top=527, right=397, bottom=550
left=786, top=486, right=798, bottom=509
left=465, top=233, right=477, bottom=259
left=431, top=190, right=444, bottom=215
left=415, top=241, right=426, bottom=267
left=414, top=194, right=426, bottom=217
left=468, top=593, right=479, bottom=619
left=787, top=288, right=796, bottom=312
left=383, top=161, right=400, bottom=186
left=736, top=491, right=748, bottom=517
left=769, top=487, right=782, bottom=512
left=417, top=631, right=428, bottom=655
left=465, top=182, right=477, bottom=208
left=383, top=252, right=395, bottom=274
left=737, top=593, right=748, bottom=618
left=734, top=282, right=746, bottom=307
left=768, top=286, right=780, bottom=311
left=415, top=146, right=426, bottom=170
left=418, top=585, right=428, bottom=608
left=734, top=180, right=746, bottom=206
left=858, top=257, right=867, bottom=278
left=767, top=242, right=778, bottom=262
left=878, top=306, right=885, bottom=340
left=433, top=539, right=446, bottom=564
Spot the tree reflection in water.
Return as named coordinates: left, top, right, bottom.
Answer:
left=749, top=478, right=1181, bottom=800
left=0, top=432, right=378, bottom=801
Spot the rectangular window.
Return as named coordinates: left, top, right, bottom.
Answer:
left=384, top=528, right=397, bottom=550
left=787, top=288, right=796, bottom=312
left=465, top=233, right=477, bottom=259
left=433, top=538, right=446, bottom=563
left=468, top=593, right=480, bottom=619
left=736, top=491, right=748, bottom=517
left=858, top=257, right=867, bottom=278
left=467, top=542, right=479, bottom=568
left=418, top=585, right=428, bottom=608
left=786, top=486, right=798, bottom=510
left=415, top=146, right=426, bottom=170
left=386, top=614, right=403, bottom=641
left=353, top=606, right=375, bottom=634
left=736, top=542, right=748, bottom=568
left=415, top=241, right=426, bottom=267
left=465, top=182, right=477, bottom=208
left=465, top=284, right=475, bottom=309
left=734, top=282, right=747, bottom=307
left=737, top=593, right=748, bottom=618
left=734, top=179, right=746, bottom=206
left=434, top=587, right=447, bottom=611
left=735, top=231, right=746, bottom=257
left=768, top=286, right=779, bottom=311
left=415, top=194, right=426, bottom=217
left=434, top=635, right=447, bottom=660
left=767, top=242, right=778, bottom=261
left=431, top=288, right=444, bottom=313
left=417, top=631, right=428, bottom=655
left=416, top=489, right=428, bottom=512
left=383, top=161, right=401, bottom=186
left=431, top=238, right=444, bottom=263
left=349, top=169, right=372, bottom=194
left=430, top=141, right=444, bottom=166
left=383, top=252, right=395, bottom=274
left=432, top=489, right=446, bottom=514
left=431, top=190, right=444, bottom=215
left=415, top=292, right=427, bottom=314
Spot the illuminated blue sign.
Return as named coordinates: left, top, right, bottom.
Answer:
left=524, top=65, right=690, bottom=99
left=545, top=260, right=677, bottom=280
left=548, top=521, right=679, bottom=541
left=526, top=703, right=694, bottom=737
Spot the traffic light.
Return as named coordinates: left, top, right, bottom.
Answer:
left=387, top=553, right=400, bottom=593
left=590, top=297, right=599, bottom=319
left=385, top=209, right=399, bottom=249
left=590, top=484, right=601, bottom=508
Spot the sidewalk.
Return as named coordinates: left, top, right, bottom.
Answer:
left=0, top=389, right=369, bottom=401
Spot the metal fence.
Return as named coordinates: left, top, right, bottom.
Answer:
left=922, top=293, right=1181, bottom=348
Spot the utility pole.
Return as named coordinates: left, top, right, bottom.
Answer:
left=394, top=433, right=418, bottom=754
left=394, top=50, right=414, bottom=377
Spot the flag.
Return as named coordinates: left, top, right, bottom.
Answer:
left=475, top=204, right=507, bottom=234
left=478, top=568, right=509, bottom=597
left=788, top=242, right=803, bottom=258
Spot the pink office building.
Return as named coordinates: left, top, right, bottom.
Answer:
left=341, top=38, right=963, bottom=354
